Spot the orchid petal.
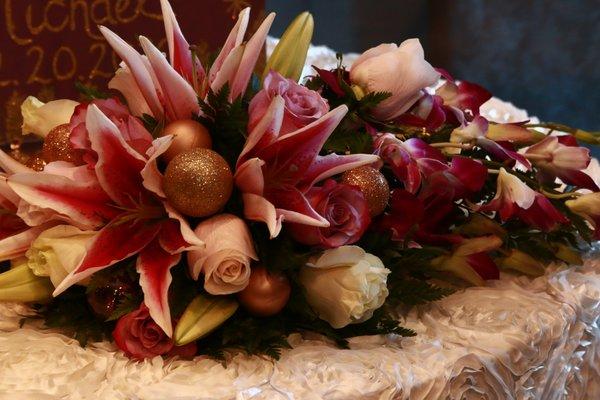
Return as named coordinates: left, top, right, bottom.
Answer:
left=100, top=26, right=163, bottom=119
left=86, top=104, right=147, bottom=208
left=53, top=220, right=162, bottom=296
left=137, top=239, right=180, bottom=337
left=139, top=36, right=200, bottom=121
left=230, top=12, right=276, bottom=100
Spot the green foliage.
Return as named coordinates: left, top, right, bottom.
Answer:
left=387, top=279, right=454, bottom=306
left=198, top=84, right=248, bottom=168
left=323, top=125, right=373, bottom=154
left=75, top=81, right=111, bottom=100
left=140, top=113, right=164, bottom=138
left=168, top=264, right=200, bottom=318
left=106, top=293, right=141, bottom=322
left=37, top=286, right=113, bottom=346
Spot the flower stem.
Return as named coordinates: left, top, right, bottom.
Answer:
left=430, top=142, right=473, bottom=149
left=541, top=189, right=582, bottom=199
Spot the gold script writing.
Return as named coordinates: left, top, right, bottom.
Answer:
left=5, top=0, right=162, bottom=43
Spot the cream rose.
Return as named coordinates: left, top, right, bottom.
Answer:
left=25, top=225, right=96, bottom=287
left=21, top=96, right=79, bottom=138
left=187, top=214, right=258, bottom=295
left=299, top=246, right=390, bottom=328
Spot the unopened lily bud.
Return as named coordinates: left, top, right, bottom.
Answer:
left=0, top=263, right=54, bottom=303
left=264, top=11, right=314, bottom=81
left=455, top=214, right=507, bottom=238
left=497, top=249, right=545, bottom=277
left=553, top=243, right=583, bottom=266
left=173, top=294, right=238, bottom=346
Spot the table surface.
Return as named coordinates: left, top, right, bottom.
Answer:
left=1, top=42, right=599, bottom=400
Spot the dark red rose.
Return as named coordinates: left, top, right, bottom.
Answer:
left=113, top=304, right=196, bottom=360
left=288, top=179, right=371, bottom=248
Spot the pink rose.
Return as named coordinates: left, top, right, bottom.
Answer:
left=248, top=71, right=329, bottom=134
left=113, top=304, right=197, bottom=360
left=187, top=214, right=258, bottom=295
left=288, top=180, right=371, bottom=248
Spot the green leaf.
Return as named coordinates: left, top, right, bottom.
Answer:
left=323, top=126, right=373, bottom=154
left=74, top=81, right=110, bottom=100
left=388, top=279, right=454, bottom=306
left=198, top=84, right=248, bottom=168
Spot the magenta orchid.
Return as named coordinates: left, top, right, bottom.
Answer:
left=4, top=105, right=203, bottom=337
left=525, top=135, right=598, bottom=191
left=477, top=168, right=568, bottom=231
left=375, top=133, right=487, bottom=198
left=235, top=96, right=379, bottom=238
left=102, top=0, right=275, bottom=123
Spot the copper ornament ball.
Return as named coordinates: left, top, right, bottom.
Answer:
left=160, top=119, right=212, bottom=163
left=42, top=124, right=84, bottom=165
left=237, top=266, right=291, bottom=317
left=163, top=148, right=233, bottom=217
left=341, top=166, right=390, bottom=217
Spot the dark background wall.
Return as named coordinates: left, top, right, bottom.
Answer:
left=267, top=0, right=599, bottom=136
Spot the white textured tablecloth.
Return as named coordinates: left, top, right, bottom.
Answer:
left=1, top=42, right=599, bottom=400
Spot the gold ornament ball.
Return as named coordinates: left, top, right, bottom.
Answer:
left=161, top=119, right=212, bottom=163
left=163, top=148, right=233, bottom=217
left=341, top=166, right=390, bottom=217
left=237, top=266, right=291, bottom=317
left=42, top=124, right=84, bottom=165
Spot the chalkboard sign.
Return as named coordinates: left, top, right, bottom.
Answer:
left=0, top=0, right=265, bottom=143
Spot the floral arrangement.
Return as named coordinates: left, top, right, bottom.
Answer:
left=1, top=0, right=599, bottom=360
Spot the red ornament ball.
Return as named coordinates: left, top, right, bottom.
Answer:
left=237, top=266, right=291, bottom=317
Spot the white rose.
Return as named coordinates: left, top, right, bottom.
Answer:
left=299, top=246, right=390, bottom=328
left=26, top=225, right=96, bottom=287
left=187, top=214, right=258, bottom=295
left=21, top=96, right=79, bottom=138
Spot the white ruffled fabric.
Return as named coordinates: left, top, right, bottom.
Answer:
left=1, top=43, right=599, bottom=399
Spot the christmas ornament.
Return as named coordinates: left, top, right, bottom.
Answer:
left=237, top=266, right=291, bottom=316
left=163, top=148, right=233, bottom=217
left=25, top=154, right=47, bottom=171
left=341, top=166, right=390, bottom=216
left=42, top=124, right=84, bottom=165
left=86, top=276, right=135, bottom=319
left=160, top=119, right=212, bottom=163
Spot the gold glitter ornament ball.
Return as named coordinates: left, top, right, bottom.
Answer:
left=25, top=154, right=47, bottom=171
left=341, top=166, right=390, bottom=217
left=42, top=124, right=84, bottom=165
left=163, top=148, right=233, bottom=217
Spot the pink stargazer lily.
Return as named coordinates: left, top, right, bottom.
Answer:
left=0, top=153, right=61, bottom=261
left=477, top=168, right=568, bottom=231
left=103, top=0, right=275, bottom=122
left=235, top=95, right=379, bottom=238
left=3, top=105, right=203, bottom=337
left=524, top=135, right=598, bottom=191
